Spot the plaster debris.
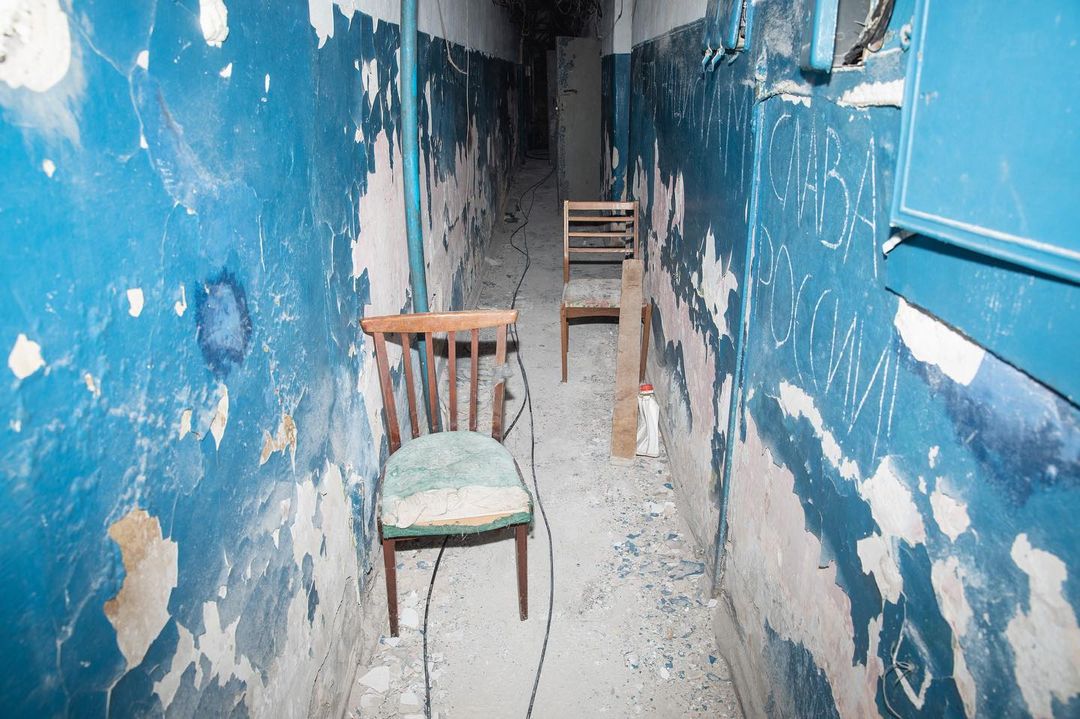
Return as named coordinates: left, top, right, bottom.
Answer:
left=174, top=284, right=187, bottom=317
left=399, top=607, right=420, bottom=630
left=0, top=0, right=72, bottom=92
left=259, top=412, right=297, bottom=465
left=8, top=333, right=45, bottom=379
left=219, top=62, right=232, bottom=78
left=837, top=79, right=904, bottom=107
left=209, top=385, right=229, bottom=449
left=41, top=158, right=55, bottom=177
left=930, top=487, right=970, bottom=542
left=859, top=457, right=926, bottom=545
left=136, top=50, right=149, bottom=69
left=103, top=509, right=179, bottom=670
left=1006, top=534, right=1080, bottom=719
left=894, top=299, right=984, bottom=386
left=358, top=666, right=391, bottom=693
left=198, top=0, right=229, bottom=47
left=126, top=288, right=144, bottom=317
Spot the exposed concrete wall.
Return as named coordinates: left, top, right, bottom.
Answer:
left=0, top=0, right=519, bottom=715
left=626, top=1, right=1080, bottom=717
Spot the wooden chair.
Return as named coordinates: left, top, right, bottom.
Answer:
left=360, top=309, right=532, bottom=637
left=560, top=200, right=652, bottom=383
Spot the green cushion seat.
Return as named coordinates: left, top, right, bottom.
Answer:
left=380, top=431, right=533, bottom=539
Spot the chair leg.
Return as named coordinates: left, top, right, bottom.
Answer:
left=382, top=537, right=399, bottom=637
left=560, top=306, right=568, bottom=383
left=640, top=303, right=652, bottom=383
left=515, top=524, right=528, bottom=621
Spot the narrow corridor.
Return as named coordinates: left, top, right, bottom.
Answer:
left=348, top=162, right=741, bottom=718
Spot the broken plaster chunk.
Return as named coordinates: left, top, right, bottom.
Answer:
left=8, top=333, right=45, bottom=379
left=358, top=665, right=391, bottom=693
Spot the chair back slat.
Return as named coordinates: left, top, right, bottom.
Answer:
left=360, top=309, right=517, bottom=451
left=448, top=331, right=457, bottom=431
left=469, top=328, right=479, bottom=432
left=564, top=200, right=639, bottom=287
left=492, top=323, right=508, bottom=440
left=400, top=332, right=420, bottom=438
left=424, top=332, right=439, bottom=432
left=372, top=333, right=402, bottom=453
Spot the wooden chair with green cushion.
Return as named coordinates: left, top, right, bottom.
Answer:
left=360, top=309, right=532, bottom=637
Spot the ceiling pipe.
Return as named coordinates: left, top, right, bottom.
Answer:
left=400, top=0, right=437, bottom=430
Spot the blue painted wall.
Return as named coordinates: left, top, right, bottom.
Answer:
left=0, top=1, right=519, bottom=715
left=627, top=2, right=1080, bottom=717
left=601, top=52, right=629, bottom=200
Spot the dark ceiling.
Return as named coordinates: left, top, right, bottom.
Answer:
left=491, top=0, right=605, bottom=45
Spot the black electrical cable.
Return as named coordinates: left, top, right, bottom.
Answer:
left=422, top=536, right=449, bottom=719
left=499, top=162, right=556, bottom=718
left=419, top=159, right=555, bottom=719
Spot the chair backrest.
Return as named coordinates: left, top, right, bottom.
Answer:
left=563, top=200, right=639, bottom=285
left=360, top=309, right=518, bottom=453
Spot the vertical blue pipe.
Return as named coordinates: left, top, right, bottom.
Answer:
left=400, top=0, right=436, bottom=430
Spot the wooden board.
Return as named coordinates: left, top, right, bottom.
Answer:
left=611, top=259, right=644, bottom=460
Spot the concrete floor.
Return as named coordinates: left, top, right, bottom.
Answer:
left=348, top=161, right=742, bottom=718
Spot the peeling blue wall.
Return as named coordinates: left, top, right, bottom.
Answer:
left=628, top=2, right=1080, bottom=717
left=0, top=1, right=519, bottom=715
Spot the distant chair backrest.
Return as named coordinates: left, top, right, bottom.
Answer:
left=359, top=309, right=518, bottom=453
left=562, top=200, right=639, bottom=285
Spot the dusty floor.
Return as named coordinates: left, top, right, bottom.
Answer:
left=348, top=161, right=742, bottom=718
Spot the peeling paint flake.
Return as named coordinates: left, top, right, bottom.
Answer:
left=259, top=412, right=297, bottom=465
left=0, top=0, right=72, bottom=92
left=8, top=333, right=45, bottom=379
left=858, top=457, right=926, bottom=545
left=930, top=486, right=970, bottom=542
left=126, top=288, right=144, bottom=317
left=103, top=509, right=178, bottom=670
left=1006, top=534, right=1080, bottom=718
left=208, top=385, right=228, bottom=449
left=894, top=299, right=984, bottom=385
left=198, top=0, right=229, bottom=47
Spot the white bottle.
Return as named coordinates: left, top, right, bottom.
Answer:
left=636, top=383, right=661, bottom=457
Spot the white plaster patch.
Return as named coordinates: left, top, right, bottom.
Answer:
left=126, top=288, right=144, bottom=317
left=264, top=73, right=270, bottom=93
left=838, top=79, right=904, bottom=108
left=1006, top=534, right=1080, bottom=718
left=857, top=533, right=903, bottom=602
left=259, top=412, right=297, bottom=466
left=41, top=158, right=55, bottom=176
left=139, top=134, right=148, bottom=149
left=930, top=486, right=970, bottom=542
left=83, top=372, right=100, bottom=397
left=136, top=49, right=149, bottom=69
left=894, top=299, right=984, bottom=386
left=931, top=556, right=973, bottom=637
left=173, top=284, right=187, bottom=317
left=858, top=457, right=926, bottom=545
left=776, top=381, right=860, bottom=481
left=612, top=146, right=620, bottom=169
left=198, top=0, right=229, bottom=47
left=307, top=0, right=336, bottom=48
left=0, top=0, right=72, bottom=92
left=218, top=62, right=233, bottom=79
left=103, top=509, right=179, bottom=670
left=695, top=228, right=740, bottom=339
left=209, top=385, right=228, bottom=449
left=928, top=445, right=939, bottom=468
left=8, top=333, right=45, bottom=379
